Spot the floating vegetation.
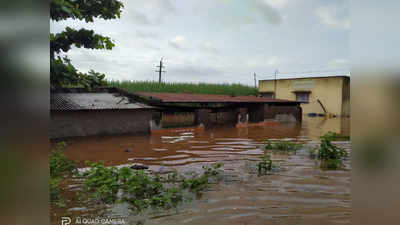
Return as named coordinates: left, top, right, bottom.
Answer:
left=81, top=162, right=223, bottom=212
left=50, top=142, right=77, bottom=207
left=264, top=139, right=303, bottom=152
left=310, top=132, right=349, bottom=169
left=320, top=131, right=350, bottom=141
left=257, top=155, right=273, bottom=175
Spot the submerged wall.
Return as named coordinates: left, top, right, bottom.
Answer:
left=264, top=104, right=302, bottom=123
left=50, top=110, right=153, bottom=139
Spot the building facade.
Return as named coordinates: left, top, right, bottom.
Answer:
left=258, top=76, right=350, bottom=117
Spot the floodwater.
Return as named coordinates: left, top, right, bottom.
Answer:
left=53, top=116, right=350, bottom=225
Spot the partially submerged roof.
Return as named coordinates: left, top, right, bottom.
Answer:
left=135, top=92, right=295, bottom=103
left=51, top=92, right=154, bottom=111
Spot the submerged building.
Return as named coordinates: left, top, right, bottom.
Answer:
left=50, top=88, right=156, bottom=139
left=258, top=76, right=350, bottom=117
left=51, top=88, right=302, bottom=139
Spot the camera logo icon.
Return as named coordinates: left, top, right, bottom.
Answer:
left=61, top=217, right=71, bottom=225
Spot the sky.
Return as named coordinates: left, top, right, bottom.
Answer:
left=50, top=0, right=350, bottom=85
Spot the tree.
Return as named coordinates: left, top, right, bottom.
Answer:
left=50, top=0, right=124, bottom=90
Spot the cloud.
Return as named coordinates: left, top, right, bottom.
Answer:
left=169, top=35, right=188, bottom=49
left=124, top=0, right=175, bottom=24
left=200, top=41, right=219, bottom=54
left=328, top=58, right=350, bottom=68
left=128, top=10, right=150, bottom=24
left=263, top=0, right=289, bottom=9
left=316, top=6, right=350, bottom=29
left=255, top=0, right=283, bottom=24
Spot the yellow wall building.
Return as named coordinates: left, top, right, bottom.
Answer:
left=258, top=76, right=350, bottom=117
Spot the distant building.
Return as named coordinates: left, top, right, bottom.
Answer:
left=258, top=76, right=350, bottom=117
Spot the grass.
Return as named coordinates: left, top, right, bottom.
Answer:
left=264, top=139, right=303, bottom=152
left=108, top=80, right=258, bottom=96
left=320, top=131, right=350, bottom=141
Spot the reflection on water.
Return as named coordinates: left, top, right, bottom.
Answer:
left=63, top=116, right=349, bottom=168
left=56, top=116, right=350, bottom=225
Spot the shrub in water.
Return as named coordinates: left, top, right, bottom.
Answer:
left=311, top=132, right=348, bottom=169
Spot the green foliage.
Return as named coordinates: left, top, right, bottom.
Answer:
left=264, top=139, right=303, bottom=152
left=50, top=142, right=77, bottom=178
left=310, top=132, right=349, bottom=169
left=182, top=163, right=222, bottom=194
left=108, top=80, right=258, bottom=96
left=49, top=142, right=77, bottom=207
left=50, top=0, right=123, bottom=89
left=258, top=155, right=273, bottom=175
left=50, top=177, right=61, bottom=200
left=50, top=27, right=115, bottom=58
left=320, top=131, right=350, bottom=141
left=50, top=0, right=124, bottom=22
left=81, top=162, right=223, bottom=212
left=50, top=56, right=106, bottom=89
left=82, top=162, right=119, bottom=203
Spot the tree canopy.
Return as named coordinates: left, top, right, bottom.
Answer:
left=50, top=0, right=124, bottom=90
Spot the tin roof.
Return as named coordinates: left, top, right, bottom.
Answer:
left=51, top=93, right=154, bottom=111
left=135, top=92, right=295, bottom=103
left=259, top=75, right=350, bottom=81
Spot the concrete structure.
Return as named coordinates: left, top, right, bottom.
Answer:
left=131, top=92, right=302, bottom=128
left=51, top=88, right=303, bottom=139
left=50, top=88, right=156, bottom=139
left=258, top=76, right=350, bottom=117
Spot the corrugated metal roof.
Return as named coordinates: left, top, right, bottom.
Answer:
left=259, top=75, right=350, bottom=81
left=51, top=93, right=154, bottom=111
left=135, top=92, right=296, bottom=103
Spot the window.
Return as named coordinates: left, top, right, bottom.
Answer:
left=295, top=92, right=310, bottom=103
left=260, top=92, right=275, bottom=98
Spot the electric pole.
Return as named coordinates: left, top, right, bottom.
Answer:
left=274, top=69, right=278, bottom=99
left=155, top=57, right=166, bottom=83
left=254, top=73, right=257, bottom=89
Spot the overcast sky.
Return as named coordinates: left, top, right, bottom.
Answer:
left=50, top=0, right=349, bottom=85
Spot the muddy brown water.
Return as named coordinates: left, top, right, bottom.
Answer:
left=52, top=116, right=350, bottom=225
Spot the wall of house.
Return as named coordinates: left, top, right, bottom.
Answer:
left=208, top=108, right=238, bottom=126
left=50, top=110, right=153, bottom=139
left=264, top=104, right=302, bottom=122
left=161, top=111, right=195, bottom=128
left=259, top=77, right=347, bottom=116
left=341, top=77, right=351, bottom=117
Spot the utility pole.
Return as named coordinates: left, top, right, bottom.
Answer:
left=274, top=69, right=278, bottom=99
left=254, top=72, right=257, bottom=89
left=155, top=57, right=166, bottom=83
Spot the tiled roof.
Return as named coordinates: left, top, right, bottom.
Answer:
left=135, top=92, right=296, bottom=103
left=51, top=93, right=154, bottom=111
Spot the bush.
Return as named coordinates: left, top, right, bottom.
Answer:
left=50, top=142, right=77, bottom=178
left=81, top=162, right=223, bottom=212
left=311, top=133, right=349, bottom=169
left=264, top=139, right=303, bottom=152
left=320, top=131, right=350, bottom=141
left=258, top=155, right=273, bottom=175
left=50, top=142, right=77, bottom=207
